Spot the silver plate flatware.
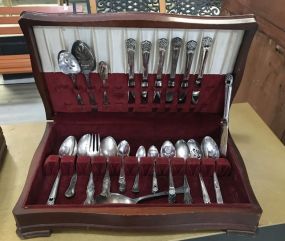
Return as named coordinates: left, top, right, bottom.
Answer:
left=141, top=40, right=152, bottom=103
left=126, top=38, right=136, bottom=103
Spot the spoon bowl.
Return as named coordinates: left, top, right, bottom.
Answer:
left=201, top=136, right=220, bottom=159
left=100, top=136, right=118, bottom=157
left=175, top=139, right=189, bottom=159
left=187, top=139, right=202, bottom=159
left=58, top=50, right=81, bottom=75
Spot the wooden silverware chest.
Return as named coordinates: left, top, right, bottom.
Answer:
left=13, top=12, right=262, bottom=239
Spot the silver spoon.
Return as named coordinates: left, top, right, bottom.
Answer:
left=64, top=133, right=90, bottom=198
left=175, top=140, right=192, bottom=204
left=58, top=50, right=83, bottom=105
left=132, top=146, right=146, bottom=193
left=187, top=139, right=210, bottom=204
left=147, top=145, right=159, bottom=193
left=47, top=136, right=77, bottom=205
left=71, top=40, right=96, bottom=105
left=99, top=136, right=118, bottom=198
left=95, top=186, right=185, bottom=204
left=201, top=136, right=223, bottom=204
left=160, top=140, right=176, bottom=204
left=117, top=140, right=130, bottom=193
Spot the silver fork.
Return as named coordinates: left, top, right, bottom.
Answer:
left=84, top=134, right=100, bottom=205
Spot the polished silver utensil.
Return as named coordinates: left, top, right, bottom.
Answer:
left=58, top=50, right=83, bottom=105
left=98, top=61, right=109, bottom=105
left=201, top=136, right=223, bottom=204
left=141, top=40, right=152, bottom=103
left=95, top=186, right=184, bottom=204
left=64, top=133, right=89, bottom=198
left=179, top=40, right=197, bottom=103
left=147, top=145, right=159, bottom=193
left=187, top=139, right=210, bottom=204
left=195, top=36, right=213, bottom=87
left=132, top=146, right=146, bottom=193
left=220, top=74, right=233, bottom=156
left=71, top=40, right=96, bottom=106
left=187, top=139, right=202, bottom=159
left=175, top=140, right=192, bottom=204
left=160, top=140, right=176, bottom=203
left=47, top=136, right=77, bottom=205
left=126, top=38, right=136, bottom=103
left=99, top=136, right=118, bottom=198
left=154, top=38, right=168, bottom=103
left=191, top=90, right=200, bottom=105
left=117, top=140, right=130, bottom=193
left=83, top=134, right=100, bottom=205
left=166, top=37, right=183, bottom=103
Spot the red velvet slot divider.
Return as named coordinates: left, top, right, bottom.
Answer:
left=25, top=152, right=249, bottom=206
left=44, top=73, right=225, bottom=114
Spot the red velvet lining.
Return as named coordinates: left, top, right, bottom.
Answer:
left=44, top=73, right=225, bottom=114
left=24, top=72, right=251, bottom=207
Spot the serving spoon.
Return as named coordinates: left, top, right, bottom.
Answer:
left=95, top=186, right=184, bottom=204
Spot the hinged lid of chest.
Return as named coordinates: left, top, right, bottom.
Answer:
left=19, top=12, right=257, bottom=120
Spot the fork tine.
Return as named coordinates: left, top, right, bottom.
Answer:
left=90, top=134, right=94, bottom=152
left=94, top=134, right=97, bottom=152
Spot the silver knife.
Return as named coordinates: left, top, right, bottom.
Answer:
left=126, top=38, right=136, bottom=103
left=141, top=40, right=152, bottom=103
left=195, top=36, right=213, bottom=87
left=166, top=37, right=183, bottom=103
left=220, top=74, right=233, bottom=156
left=154, top=38, right=168, bottom=103
left=178, top=40, right=197, bottom=103
left=98, top=61, right=109, bottom=105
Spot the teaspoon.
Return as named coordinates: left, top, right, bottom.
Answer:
left=160, top=140, right=176, bottom=204
left=147, top=145, right=159, bottom=193
left=64, top=133, right=89, bottom=198
left=117, top=140, right=130, bottom=193
left=47, top=136, right=77, bottom=205
left=132, top=146, right=146, bottom=193
left=201, top=136, right=223, bottom=204
left=187, top=139, right=211, bottom=204
left=175, top=140, right=192, bottom=204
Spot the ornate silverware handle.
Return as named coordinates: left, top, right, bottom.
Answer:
left=220, top=119, right=229, bottom=156
left=156, top=38, right=168, bottom=80
left=118, top=157, right=126, bottom=193
left=83, top=172, right=95, bottom=205
left=101, top=167, right=110, bottom=197
left=47, top=170, right=61, bottom=205
left=196, top=37, right=213, bottom=85
left=126, top=38, right=136, bottom=81
left=214, top=172, right=223, bottom=204
left=141, top=40, right=152, bottom=81
left=183, top=40, right=197, bottom=82
left=199, top=173, right=211, bottom=204
left=64, top=172, right=77, bottom=198
left=99, top=61, right=108, bottom=87
left=152, top=160, right=158, bottom=193
left=183, top=175, right=192, bottom=204
left=170, top=37, right=183, bottom=81
left=168, top=159, right=176, bottom=203
left=134, top=186, right=184, bottom=203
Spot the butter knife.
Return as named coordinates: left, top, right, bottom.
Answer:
left=154, top=38, right=168, bottom=103
left=220, top=74, right=233, bottom=156
left=166, top=37, right=183, bottom=103
left=178, top=40, right=197, bottom=103
left=126, top=38, right=136, bottom=103
left=141, top=40, right=152, bottom=103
